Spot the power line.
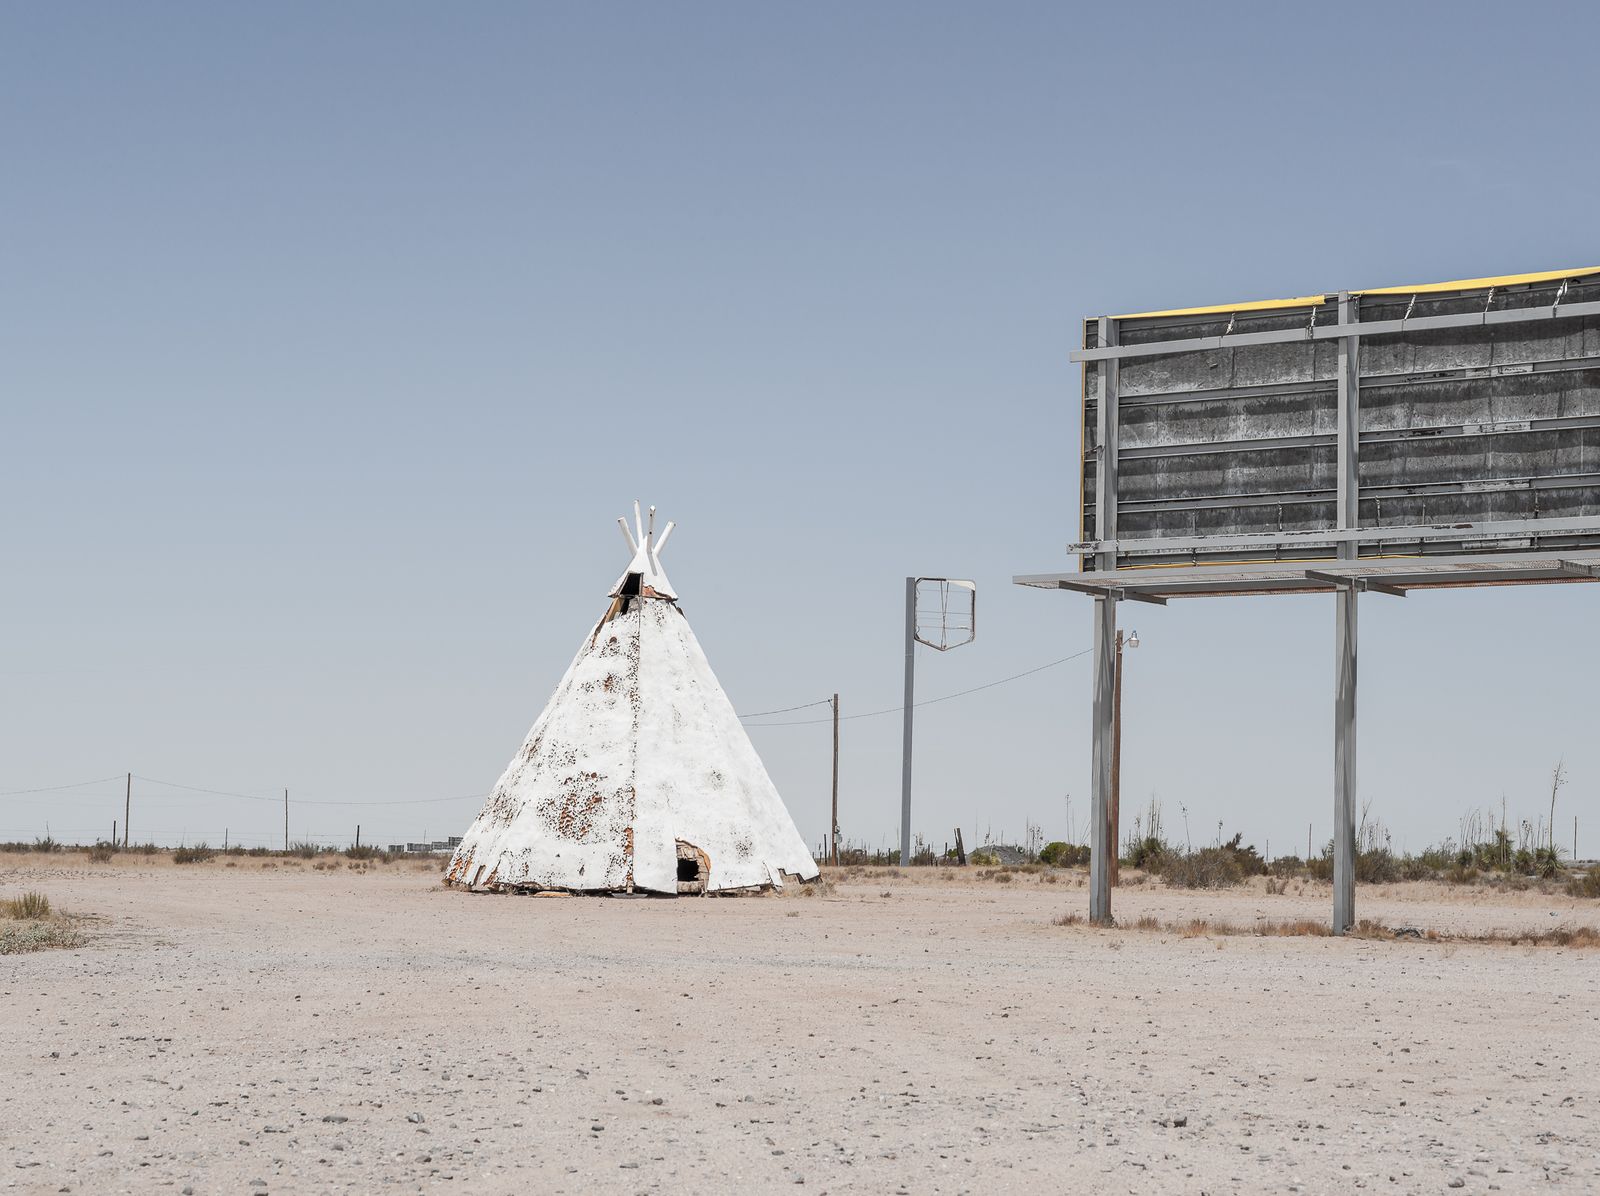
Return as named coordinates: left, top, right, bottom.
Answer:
left=0, top=774, right=126, bottom=797
left=740, top=648, right=1094, bottom=727
left=132, top=775, right=483, bottom=808
left=283, top=793, right=485, bottom=808
left=132, top=775, right=281, bottom=803
left=7, top=648, right=1094, bottom=804
left=736, top=698, right=834, bottom=719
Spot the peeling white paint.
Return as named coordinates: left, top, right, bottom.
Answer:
left=449, top=551, right=817, bottom=894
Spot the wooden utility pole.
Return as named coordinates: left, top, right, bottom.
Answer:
left=356, top=825, right=361, bottom=851
left=284, top=789, right=289, bottom=852
left=1110, top=631, right=1124, bottom=885
left=112, top=820, right=117, bottom=846
left=124, top=773, right=131, bottom=849
left=830, top=693, right=840, bottom=865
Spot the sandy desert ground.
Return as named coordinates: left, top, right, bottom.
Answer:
left=3, top=857, right=1598, bottom=1195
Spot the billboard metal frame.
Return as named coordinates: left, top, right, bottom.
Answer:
left=1017, top=268, right=1600, bottom=932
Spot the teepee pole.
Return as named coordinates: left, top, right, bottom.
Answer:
left=618, top=517, right=638, bottom=554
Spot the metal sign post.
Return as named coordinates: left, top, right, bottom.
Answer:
left=899, top=577, right=976, bottom=866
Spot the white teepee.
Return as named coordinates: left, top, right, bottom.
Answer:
left=447, top=504, right=819, bottom=895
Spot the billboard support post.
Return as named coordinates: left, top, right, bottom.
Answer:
left=899, top=577, right=916, bottom=866
left=1089, top=315, right=1120, bottom=920
left=1332, top=292, right=1361, bottom=935
left=1333, top=584, right=1358, bottom=934
left=1090, top=594, right=1117, bottom=923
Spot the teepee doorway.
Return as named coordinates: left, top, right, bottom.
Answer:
left=675, top=841, right=709, bottom=895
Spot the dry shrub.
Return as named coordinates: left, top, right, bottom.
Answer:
left=1397, top=854, right=1436, bottom=881
left=87, top=845, right=115, bottom=863
left=3, top=891, right=50, bottom=919
left=1257, top=919, right=1334, bottom=938
left=1567, top=870, right=1600, bottom=899
left=1133, top=914, right=1160, bottom=930
left=1161, top=848, right=1245, bottom=890
left=1052, top=911, right=1083, bottom=927
left=173, top=843, right=215, bottom=864
left=1475, top=925, right=1600, bottom=949
left=1352, top=847, right=1400, bottom=884
left=993, top=871, right=1014, bottom=884
left=1042, top=871, right=1059, bottom=884
left=1039, top=841, right=1090, bottom=868
left=0, top=921, right=86, bottom=954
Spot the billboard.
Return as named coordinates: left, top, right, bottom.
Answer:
left=1074, top=267, right=1600, bottom=571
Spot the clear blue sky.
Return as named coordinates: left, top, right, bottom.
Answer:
left=3, top=2, right=1595, bottom=855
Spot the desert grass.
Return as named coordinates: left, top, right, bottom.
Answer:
left=0, top=891, right=86, bottom=955
left=1050, top=910, right=1600, bottom=949
left=1568, top=869, right=1600, bottom=899
left=3, top=891, right=51, bottom=919
left=21, top=843, right=421, bottom=867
